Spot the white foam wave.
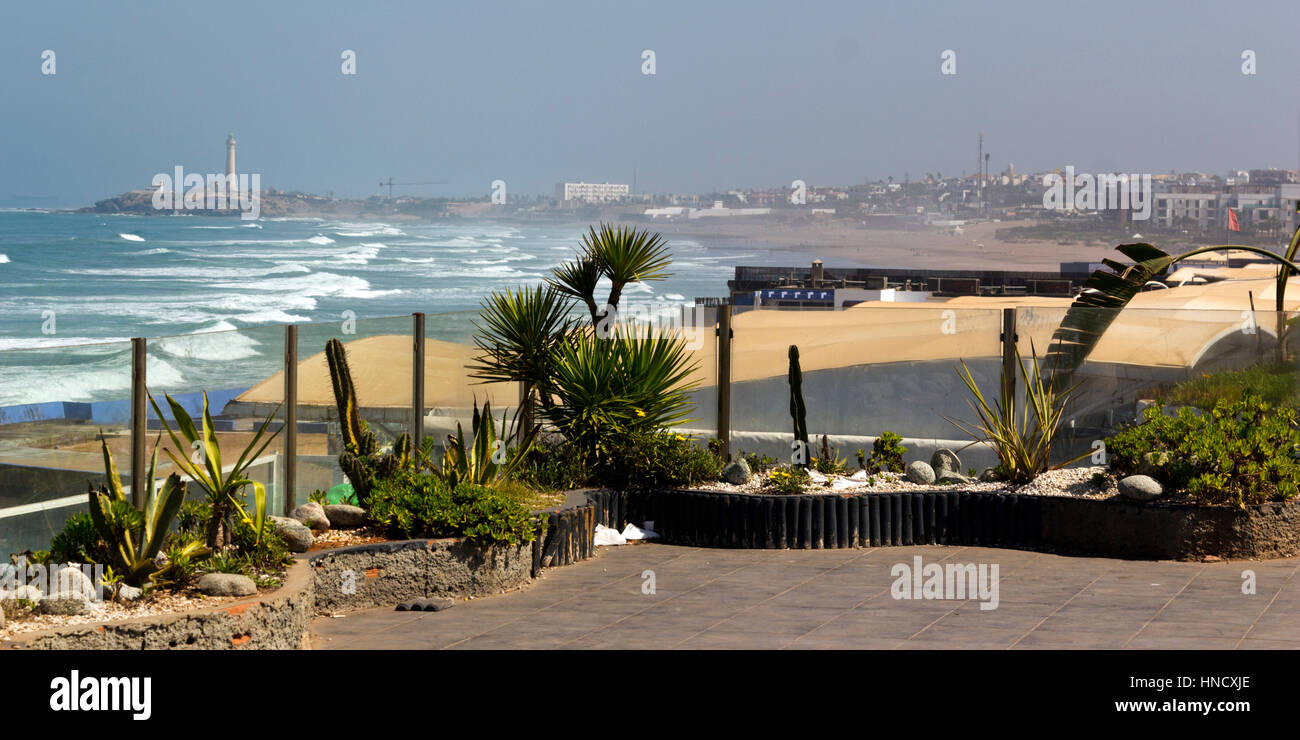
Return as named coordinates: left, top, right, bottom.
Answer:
left=119, top=233, right=145, bottom=242
left=154, top=322, right=261, bottom=362
left=304, top=235, right=335, bottom=245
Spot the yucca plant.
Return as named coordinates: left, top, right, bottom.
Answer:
left=946, top=345, right=1090, bottom=483
left=87, top=435, right=209, bottom=588
left=542, top=326, right=699, bottom=467
left=439, top=399, right=537, bottom=488
left=547, top=223, right=672, bottom=326
left=149, top=391, right=281, bottom=550
left=467, top=284, right=576, bottom=440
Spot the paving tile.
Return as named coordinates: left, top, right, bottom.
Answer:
left=311, top=544, right=1300, bottom=651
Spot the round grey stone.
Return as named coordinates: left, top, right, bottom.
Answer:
left=978, top=468, right=999, bottom=482
left=49, top=564, right=98, bottom=601
left=270, top=516, right=314, bottom=553
left=36, top=596, right=87, bottom=616
left=197, top=573, right=257, bottom=597
left=905, top=460, right=936, bottom=485
left=721, top=459, right=750, bottom=485
left=1118, top=474, right=1164, bottom=501
left=930, top=448, right=962, bottom=478
left=323, top=504, right=367, bottom=529
left=291, top=502, right=331, bottom=531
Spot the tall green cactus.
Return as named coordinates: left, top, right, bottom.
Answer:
left=325, top=337, right=414, bottom=507
left=788, top=344, right=809, bottom=468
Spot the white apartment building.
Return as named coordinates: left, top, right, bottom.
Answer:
left=555, top=182, right=630, bottom=203
left=1153, top=192, right=1221, bottom=230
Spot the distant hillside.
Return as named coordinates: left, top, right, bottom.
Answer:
left=82, top=187, right=470, bottom=220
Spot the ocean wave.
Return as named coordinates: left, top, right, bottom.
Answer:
left=153, top=321, right=261, bottom=362
left=304, top=235, right=335, bottom=245
left=0, top=254, right=9, bottom=264
left=130, top=247, right=171, bottom=255
left=233, top=308, right=311, bottom=324
left=0, top=353, right=184, bottom=405
left=119, top=233, right=145, bottom=242
left=213, top=271, right=400, bottom=300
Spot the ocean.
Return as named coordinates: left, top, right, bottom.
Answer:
left=0, top=211, right=761, bottom=407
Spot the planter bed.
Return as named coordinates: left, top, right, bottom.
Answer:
left=1, top=494, right=604, bottom=649
left=582, top=487, right=1300, bottom=561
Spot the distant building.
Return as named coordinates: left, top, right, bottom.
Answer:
left=555, top=182, right=630, bottom=204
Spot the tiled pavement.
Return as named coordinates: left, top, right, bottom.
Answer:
left=311, top=543, right=1300, bottom=650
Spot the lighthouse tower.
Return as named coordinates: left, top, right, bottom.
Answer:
left=226, top=133, right=237, bottom=195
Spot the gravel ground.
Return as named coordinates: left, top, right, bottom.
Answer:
left=701, top=465, right=1120, bottom=500
left=1, top=587, right=245, bottom=639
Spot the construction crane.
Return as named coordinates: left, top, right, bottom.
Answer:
left=378, top=178, right=448, bottom=199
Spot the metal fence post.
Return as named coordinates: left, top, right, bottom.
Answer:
left=412, top=312, right=426, bottom=449
left=130, top=337, right=146, bottom=508
left=283, top=324, right=298, bottom=515
left=1001, top=308, right=1018, bottom=405
left=716, top=304, right=732, bottom=461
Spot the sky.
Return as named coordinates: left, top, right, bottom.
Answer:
left=2, top=0, right=1298, bottom=205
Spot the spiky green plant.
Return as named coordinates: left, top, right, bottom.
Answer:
left=547, top=223, right=672, bottom=326
left=467, top=284, right=576, bottom=439
left=325, top=337, right=415, bottom=508
left=788, top=345, right=809, bottom=468
left=87, top=435, right=209, bottom=587
left=1045, top=215, right=1300, bottom=385
left=542, top=326, right=699, bottom=467
left=946, top=345, right=1091, bottom=483
left=149, top=391, right=280, bottom=550
left=439, top=400, right=536, bottom=489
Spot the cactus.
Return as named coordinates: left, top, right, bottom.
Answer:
left=326, top=337, right=416, bottom=507
left=788, top=344, right=809, bottom=468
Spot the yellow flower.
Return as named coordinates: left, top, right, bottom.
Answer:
left=634, top=409, right=646, bottom=417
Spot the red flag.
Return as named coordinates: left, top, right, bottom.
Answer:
left=1227, top=207, right=1240, bottom=232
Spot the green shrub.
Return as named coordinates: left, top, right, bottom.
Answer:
left=741, top=450, right=775, bottom=473
left=600, top=430, right=723, bottom=489
left=869, top=432, right=907, bottom=473
left=1106, top=394, right=1300, bottom=508
left=49, top=513, right=107, bottom=564
left=763, top=465, right=811, bottom=494
left=811, top=434, right=847, bottom=475
left=517, top=438, right=594, bottom=491
left=368, top=472, right=538, bottom=546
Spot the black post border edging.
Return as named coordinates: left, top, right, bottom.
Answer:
left=560, top=487, right=1300, bottom=561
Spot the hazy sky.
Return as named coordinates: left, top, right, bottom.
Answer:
left=2, top=0, right=1298, bottom=205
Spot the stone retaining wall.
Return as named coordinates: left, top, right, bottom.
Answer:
left=310, top=538, right=532, bottom=614
left=2, top=556, right=314, bottom=650
left=2, top=493, right=602, bottom=650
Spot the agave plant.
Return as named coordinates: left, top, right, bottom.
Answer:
left=149, top=391, right=281, bottom=550
left=87, top=435, right=209, bottom=588
left=439, top=399, right=536, bottom=489
left=946, top=345, right=1090, bottom=483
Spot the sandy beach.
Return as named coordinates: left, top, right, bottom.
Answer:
left=632, top=218, right=1162, bottom=271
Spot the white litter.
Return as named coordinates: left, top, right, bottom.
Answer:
left=593, top=524, right=627, bottom=546
left=621, top=522, right=659, bottom=540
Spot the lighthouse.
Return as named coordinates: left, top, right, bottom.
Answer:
left=226, top=133, right=237, bottom=195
